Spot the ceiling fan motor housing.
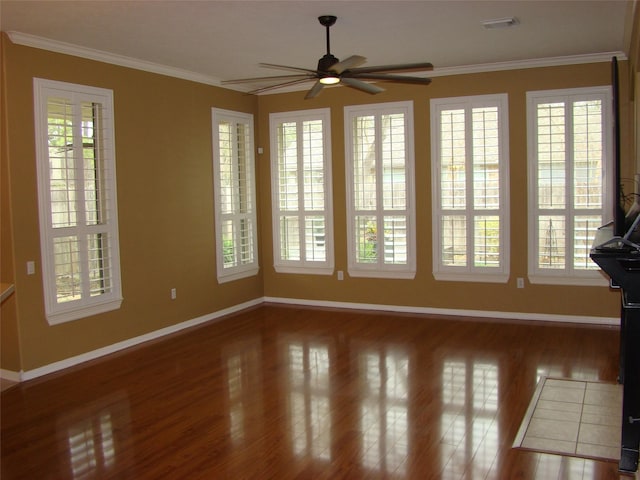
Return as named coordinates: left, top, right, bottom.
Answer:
left=318, top=15, right=337, bottom=27
left=317, top=53, right=339, bottom=73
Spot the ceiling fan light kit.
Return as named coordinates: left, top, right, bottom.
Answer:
left=222, top=15, right=433, bottom=98
left=319, top=76, right=340, bottom=85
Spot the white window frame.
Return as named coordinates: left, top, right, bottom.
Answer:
left=33, top=78, right=122, bottom=324
left=430, top=94, right=510, bottom=283
left=526, top=86, right=613, bottom=286
left=269, top=108, right=334, bottom=275
left=344, top=101, right=416, bottom=279
left=212, top=108, right=259, bottom=283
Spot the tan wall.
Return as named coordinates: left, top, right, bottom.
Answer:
left=257, top=62, right=632, bottom=318
left=1, top=35, right=263, bottom=371
left=2, top=32, right=634, bottom=374
left=1, top=35, right=21, bottom=372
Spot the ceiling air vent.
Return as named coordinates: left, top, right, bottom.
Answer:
left=482, top=17, right=519, bottom=29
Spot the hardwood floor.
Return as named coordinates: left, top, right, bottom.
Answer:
left=1, top=304, right=634, bottom=479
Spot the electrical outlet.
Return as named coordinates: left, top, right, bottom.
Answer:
left=26, top=261, right=35, bottom=275
left=517, top=277, right=524, bottom=289
left=337, top=270, right=344, bottom=281
left=170, top=288, right=177, bottom=300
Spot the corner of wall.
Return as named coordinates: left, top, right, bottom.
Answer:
left=1, top=31, right=23, bottom=374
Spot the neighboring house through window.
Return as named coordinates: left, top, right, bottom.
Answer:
left=527, top=87, right=612, bottom=285
left=270, top=108, right=334, bottom=274
left=344, top=101, right=416, bottom=279
left=430, top=94, right=510, bottom=282
left=33, top=78, right=122, bottom=324
left=212, top=108, right=259, bottom=283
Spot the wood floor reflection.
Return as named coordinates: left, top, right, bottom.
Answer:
left=1, top=304, right=633, bottom=479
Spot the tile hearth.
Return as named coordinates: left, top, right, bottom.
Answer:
left=514, top=377, right=622, bottom=462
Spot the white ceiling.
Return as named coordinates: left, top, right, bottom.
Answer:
left=0, top=0, right=634, bottom=93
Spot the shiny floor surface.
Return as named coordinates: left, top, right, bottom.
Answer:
left=1, top=305, right=634, bottom=479
left=0, top=378, right=18, bottom=392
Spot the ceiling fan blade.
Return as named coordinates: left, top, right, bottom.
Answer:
left=349, top=73, right=432, bottom=85
left=305, top=81, right=325, bottom=99
left=222, top=74, right=313, bottom=85
left=259, top=63, right=318, bottom=75
left=330, top=55, right=367, bottom=74
left=348, top=62, right=433, bottom=74
left=247, top=77, right=316, bottom=95
left=340, top=77, right=385, bottom=95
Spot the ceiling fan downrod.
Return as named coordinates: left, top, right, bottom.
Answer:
left=317, top=15, right=339, bottom=72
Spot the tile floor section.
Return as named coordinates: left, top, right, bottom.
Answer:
left=514, top=377, right=622, bottom=461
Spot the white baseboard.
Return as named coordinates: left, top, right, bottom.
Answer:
left=263, top=296, right=619, bottom=326
left=7, top=295, right=618, bottom=383
left=19, top=298, right=263, bottom=382
left=0, top=368, right=21, bottom=382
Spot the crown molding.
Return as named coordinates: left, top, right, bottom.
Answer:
left=255, top=52, right=629, bottom=94
left=429, top=51, right=628, bottom=78
left=7, top=31, right=627, bottom=94
left=7, top=31, right=224, bottom=87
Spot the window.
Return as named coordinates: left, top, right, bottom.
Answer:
left=345, top=101, right=416, bottom=279
left=212, top=108, right=259, bottom=282
left=527, top=87, right=612, bottom=285
left=430, top=94, right=510, bottom=282
left=270, top=109, right=334, bottom=274
left=33, top=78, right=122, bottom=324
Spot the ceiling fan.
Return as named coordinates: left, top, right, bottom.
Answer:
left=221, top=15, right=433, bottom=99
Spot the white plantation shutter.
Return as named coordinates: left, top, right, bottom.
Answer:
left=527, top=87, right=612, bottom=285
left=270, top=109, right=334, bottom=274
left=431, top=94, right=510, bottom=282
left=345, top=101, right=416, bottom=279
left=34, top=79, right=122, bottom=324
left=212, top=109, right=259, bottom=282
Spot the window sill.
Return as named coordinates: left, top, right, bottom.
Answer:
left=217, top=267, right=260, bottom=284
left=348, top=269, right=416, bottom=280
left=47, top=297, right=123, bottom=325
left=433, top=272, right=509, bottom=283
left=528, top=273, right=610, bottom=287
left=274, top=265, right=334, bottom=276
